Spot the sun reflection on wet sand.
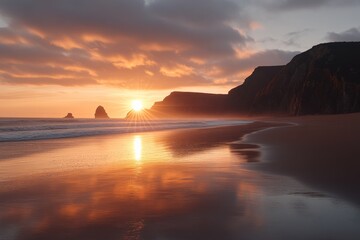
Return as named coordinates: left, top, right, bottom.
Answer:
left=133, top=135, right=142, bottom=161
left=0, top=125, right=360, bottom=240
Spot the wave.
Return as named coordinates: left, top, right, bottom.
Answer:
left=0, top=118, right=251, bottom=142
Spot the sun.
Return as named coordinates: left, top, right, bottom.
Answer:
left=131, top=100, right=144, bottom=112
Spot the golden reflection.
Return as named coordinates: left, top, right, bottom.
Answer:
left=134, top=135, right=142, bottom=161
left=0, top=124, right=281, bottom=240
left=0, top=128, right=269, bottom=240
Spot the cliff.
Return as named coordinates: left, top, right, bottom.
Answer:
left=137, top=42, right=360, bottom=118
left=95, top=106, right=109, bottom=119
left=228, top=66, right=284, bottom=111
left=150, top=92, right=229, bottom=117
left=253, top=42, right=360, bottom=114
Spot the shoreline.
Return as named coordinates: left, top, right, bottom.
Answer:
left=2, top=114, right=360, bottom=207
left=0, top=118, right=253, bottom=142
left=240, top=113, right=360, bottom=206
left=0, top=120, right=278, bottom=161
left=1, top=115, right=360, bottom=239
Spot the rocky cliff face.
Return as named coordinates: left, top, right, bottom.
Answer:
left=143, top=42, right=360, bottom=118
left=95, top=106, right=109, bottom=119
left=228, top=66, right=284, bottom=111
left=253, top=42, right=360, bottom=115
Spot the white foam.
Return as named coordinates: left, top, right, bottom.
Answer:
left=0, top=118, right=251, bottom=142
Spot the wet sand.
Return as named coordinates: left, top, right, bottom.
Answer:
left=244, top=113, right=360, bottom=206
left=0, top=119, right=360, bottom=240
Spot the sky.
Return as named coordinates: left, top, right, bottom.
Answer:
left=1, top=0, right=360, bottom=118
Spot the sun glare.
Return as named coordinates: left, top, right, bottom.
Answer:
left=133, top=135, right=142, bottom=161
left=131, top=100, right=143, bottom=112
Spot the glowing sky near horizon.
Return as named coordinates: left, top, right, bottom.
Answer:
left=0, top=0, right=360, bottom=118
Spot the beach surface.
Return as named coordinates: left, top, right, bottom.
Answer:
left=0, top=118, right=360, bottom=240
left=244, top=113, right=360, bottom=206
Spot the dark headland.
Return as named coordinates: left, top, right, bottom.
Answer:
left=132, top=42, right=360, bottom=118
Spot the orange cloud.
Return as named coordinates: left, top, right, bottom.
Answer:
left=160, top=64, right=194, bottom=78
left=0, top=0, right=297, bottom=90
left=250, top=21, right=263, bottom=30
left=111, top=54, right=155, bottom=69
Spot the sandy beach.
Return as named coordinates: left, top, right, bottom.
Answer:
left=244, top=113, right=360, bottom=206
left=0, top=117, right=360, bottom=239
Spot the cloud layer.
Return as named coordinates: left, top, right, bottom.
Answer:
left=0, top=0, right=298, bottom=89
left=326, top=27, right=360, bottom=42
left=263, top=0, right=360, bottom=11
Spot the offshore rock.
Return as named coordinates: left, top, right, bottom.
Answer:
left=64, top=113, right=74, bottom=119
left=95, top=106, right=109, bottom=119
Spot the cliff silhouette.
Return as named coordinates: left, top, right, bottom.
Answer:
left=145, top=42, right=360, bottom=117
left=150, top=92, right=229, bottom=117
left=253, top=42, right=360, bottom=114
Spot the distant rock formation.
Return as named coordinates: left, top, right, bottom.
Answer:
left=150, top=92, right=229, bottom=117
left=64, top=113, right=74, bottom=119
left=95, top=106, right=109, bottom=119
left=144, top=42, right=360, bottom=118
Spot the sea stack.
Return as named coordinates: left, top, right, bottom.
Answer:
left=64, top=113, right=74, bottom=119
left=95, top=105, right=109, bottom=119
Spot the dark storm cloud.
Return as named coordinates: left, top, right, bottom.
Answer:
left=326, top=27, right=360, bottom=42
left=0, top=0, right=290, bottom=89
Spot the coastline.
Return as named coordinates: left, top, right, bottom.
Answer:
left=0, top=118, right=253, bottom=142
left=1, top=116, right=360, bottom=239
left=241, top=113, right=360, bottom=206
left=0, top=120, right=286, bottom=183
left=0, top=120, right=279, bottom=161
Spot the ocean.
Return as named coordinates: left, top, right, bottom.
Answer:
left=0, top=118, right=251, bottom=142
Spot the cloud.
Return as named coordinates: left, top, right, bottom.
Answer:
left=286, top=29, right=313, bottom=38
left=263, top=0, right=360, bottom=11
left=283, top=29, right=313, bottom=47
left=200, top=49, right=299, bottom=85
left=0, top=0, right=262, bottom=89
left=0, top=0, right=301, bottom=90
left=326, top=27, right=360, bottom=42
left=149, top=0, right=242, bottom=26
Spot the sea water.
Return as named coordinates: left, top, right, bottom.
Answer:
left=0, top=118, right=250, bottom=142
